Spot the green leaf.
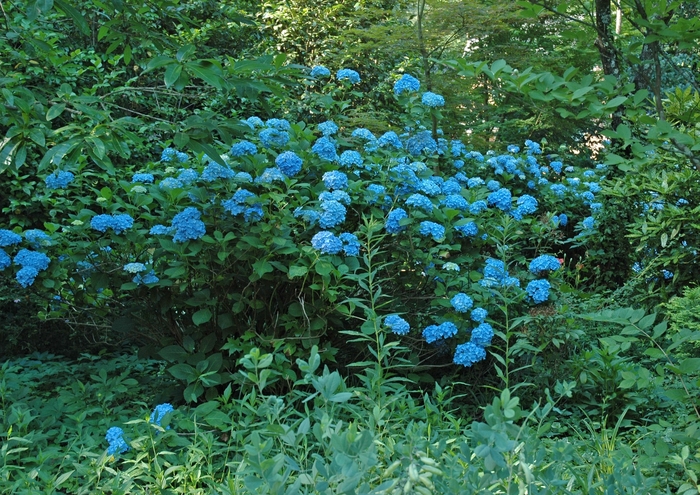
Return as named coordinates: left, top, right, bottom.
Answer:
left=159, top=345, right=189, bottom=362
left=169, top=363, right=196, bottom=381
left=46, top=104, right=66, bottom=121
left=604, top=96, right=628, bottom=108
left=164, top=64, right=183, bottom=88
left=288, top=265, right=308, bottom=279
left=54, top=0, right=89, bottom=35
left=679, top=358, right=700, bottom=374
left=188, top=139, right=225, bottom=166
left=664, top=388, right=688, bottom=402
left=193, top=308, right=213, bottom=326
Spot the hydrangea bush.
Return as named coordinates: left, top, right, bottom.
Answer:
left=0, top=69, right=613, bottom=399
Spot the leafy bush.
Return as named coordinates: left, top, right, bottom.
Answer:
left=0, top=68, right=629, bottom=401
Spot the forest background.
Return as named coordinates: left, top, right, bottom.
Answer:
left=1, top=0, right=700, bottom=493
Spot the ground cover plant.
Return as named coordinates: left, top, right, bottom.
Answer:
left=2, top=1, right=700, bottom=493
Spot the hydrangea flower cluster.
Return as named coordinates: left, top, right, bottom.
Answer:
left=526, top=279, right=551, bottom=304
left=480, top=258, right=520, bottom=289
left=275, top=151, right=303, bottom=177
left=105, top=426, right=129, bottom=455
left=529, top=255, right=561, bottom=275
left=90, top=214, right=134, bottom=234
left=393, top=74, right=420, bottom=95
left=337, top=68, right=360, bottom=83
left=310, top=65, right=331, bottom=78
left=384, top=314, right=410, bottom=335
left=421, top=92, right=445, bottom=107
left=418, top=221, right=445, bottom=241
left=45, top=170, right=75, bottom=189
left=450, top=293, right=473, bottom=313
left=171, top=207, right=206, bottom=242
left=150, top=403, right=174, bottom=428
left=423, top=321, right=458, bottom=343
left=13, top=249, right=51, bottom=287
left=132, top=173, right=154, bottom=184
left=230, top=140, right=258, bottom=157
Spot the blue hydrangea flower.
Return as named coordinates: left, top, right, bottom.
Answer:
left=22, top=230, right=51, bottom=249
left=90, top=214, right=134, bottom=234
left=453, top=160, right=465, bottom=169
left=319, top=190, right=351, bottom=205
left=583, top=170, right=596, bottom=178
left=106, top=426, right=129, bottom=455
left=487, top=188, right=512, bottom=211
left=319, top=200, right=346, bottom=228
left=223, top=189, right=258, bottom=217
left=550, top=184, right=567, bottom=197
left=177, top=168, right=199, bottom=185
left=201, top=163, right=235, bottom=182
left=394, top=74, right=420, bottom=95
left=0, top=249, right=10, bottom=270
left=467, top=177, right=484, bottom=188
left=377, top=131, right=403, bottom=149
left=450, top=293, right=473, bottom=313
left=338, top=150, right=363, bottom=169
left=150, top=403, right=174, bottom=427
left=265, top=118, right=291, bottom=131
left=311, top=231, right=343, bottom=254
left=311, top=137, right=338, bottom=162
left=16, top=266, right=39, bottom=288
left=487, top=180, right=500, bottom=191
left=161, top=148, right=177, bottom=162
left=159, top=177, right=183, bottom=190
left=558, top=213, right=568, bottom=226
left=443, top=194, right=468, bottom=210
left=339, top=232, right=360, bottom=256
left=471, top=307, right=488, bottom=323
left=526, top=279, right=551, bottom=304
left=582, top=216, right=595, bottom=230
left=507, top=144, right=520, bottom=153
left=131, top=173, right=154, bottom=184
left=310, top=65, right=331, bottom=78
left=662, top=269, right=674, bottom=279
left=275, top=151, right=303, bottom=177
left=549, top=161, right=563, bottom=173
left=440, top=179, right=461, bottom=196
left=469, top=200, right=488, bottom=215
left=512, top=194, right=538, bottom=220
left=451, top=140, right=466, bottom=157
left=406, top=131, right=437, bottom=156
left=259, top=128, right=290, bottom=148
left=150, top=225, right=173, bottom=235
left=176, top=151, right=188, bottom=163
left=418, top=179, right=440, bottom=197
left=123, top=262, right=147, bottom=274
left=255, top=167, right=287, bottom=184
left=385, top=314, right=410, bottom=335
left=0, top=229, right=22, bottom=247
left=529, top=255, right=561, bottom=275
left=318, top=120, right=338, bottom=136
left=351, top=128, right=376, bottom=142
left=172, top=207, right=206, bottom=243
left=423, top=321, right=458, bottom=343
left=480, top=258, right=520, bottom=289
left=322, top=171, right=348, bottom=190
left=133, top=270, right=159, bottom=285
left=454, top=342, right=487, bottom=367
left=294, top=208, right=320, bottom=224
left=455, top=221, right=478, bottom=237
left=587, top=182, right=602, bottom=194
left=244, top=116, right=264, bottom=128
left=230, top=140, right=258, bottom=157
left=590, top=202, right=603, bottom=212
left=419, top=221, right=445, bottom=241
left=385, top=208, right=408, bottom=234
left=471, top=322, right=494, bottom=346
left=421, top=92, right=445, bottom=107
left=235, top=172, right=253, bottom=182
left=337, top=68, right=360, bottom=83
left=45, top=170, right=75, bottom=189
left=405, top=193, right=433, bottom=213
left=525, top=140, right=542, bottom=154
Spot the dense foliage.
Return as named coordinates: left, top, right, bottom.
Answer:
left=1, top=0, right=699, bottom=493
